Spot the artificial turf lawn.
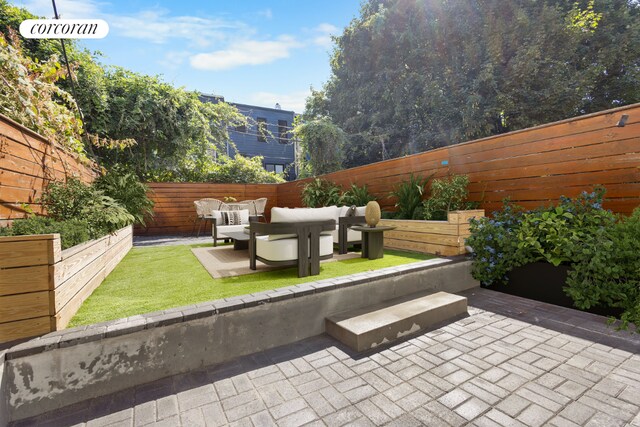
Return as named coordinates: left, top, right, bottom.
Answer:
left=69, top=244, right=434, bottom=326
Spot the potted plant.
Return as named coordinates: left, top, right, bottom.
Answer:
left=466, top=187, right=634, bottom=321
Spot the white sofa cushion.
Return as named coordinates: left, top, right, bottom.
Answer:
left=269, top=206, right=339, bottom=241
left=256, top=235, right=333, bottom=262
left=331, top=228, right=362, bottom=244
left=215, top=224, right=247, bottom=238
left=271, top=206, right=340, bottom=223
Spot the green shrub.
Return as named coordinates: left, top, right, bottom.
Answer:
left=341, top=183, right=375, bottom=206
left=2, top=216, right=90, bottom=249
left=301, top=178, right=343, bottom=207
left=467, top=188, right=639, bottom=331
left=95, top=167, right=155, bottom=225
left=423, top=175, right=475, bottom=220
left=565, top=207, right=640, bottom=331
left=41, top=177, right=134, bottom=238
left=389, top=174, right=432, bottom=219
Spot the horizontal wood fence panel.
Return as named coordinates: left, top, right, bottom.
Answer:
left=140, top=183, right=278, bottom=235
left=0, top=114, right=98, bottom=225
left=272, top=104, right=639, bottom=216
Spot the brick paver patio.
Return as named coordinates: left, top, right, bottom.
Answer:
left=11, top=288, right=640, bottom=427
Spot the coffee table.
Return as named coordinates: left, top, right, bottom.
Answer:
left=351, top=226, right=396, bottom=260
left=222, top=231, right=250, bottom=250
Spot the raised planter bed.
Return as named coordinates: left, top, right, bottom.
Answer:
left=489, top=261, right=623, bottom=318
left=379, top=209, right=484, bottom=256
left=0, top=226, right=133, bottom=344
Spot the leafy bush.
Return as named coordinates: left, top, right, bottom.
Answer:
left=466, top=201, right=525, bottom=286
left=389, top=174, right=432, bottom=219
left=341, top=183, right=375, bottom=206
left=467, top=189, right=615, bottom=285
left=423, top=175, right=475, bottom=220
left=0, top=216, right=90, bottom=250
left=301, top=179, right=343, bottom=207
left=467, top=188, right=638, bottom=331
left=565, top=207, right=640, bottom=331
left=94, top=167, right=155, bottom=225
left=41, top=177, right=134, bottom=238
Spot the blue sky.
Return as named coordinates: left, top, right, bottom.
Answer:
left=11, top=0, right=362, bottom=112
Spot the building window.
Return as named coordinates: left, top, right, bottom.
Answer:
left=265, top=163, right=285, bottom=174
left=257, top=117, right=267, bottom=142
left=278, top=120, right=288, bottom=144
left=235, top=123, right=246, bottom=133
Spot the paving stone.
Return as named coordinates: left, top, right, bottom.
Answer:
left=201, top=402, right=227, bottom=426
left=343, top=384, right=377, bottom=403
left=179, top=407, right=206, bottom=427
left=584, top=412, right=627, bottom=427
left=548, top=415, right=583, bottom=427
left=133, top=401, right=155, bottom=426
left=438, top=389, right=471, bottom=409
left=304, top=391, right=334, bottom=417
left=483, top=409, right=527, bottom=427
left=355, top=399, right=393, bottom=425
left=177, top=385, right=216, bottom=411
left=555, top=379, right=588, bottom=400
left=591, top=377, right=626, bottom=397
left=516, top=404, right=554, bottom=427
left=383, top=383, right=416, bottom=402
left=459, top=381, right=502, bottom=406
left=558, top=401, right=597, bottom=425
left=319, top=386, right=351, bottom=410
left=156, top=396, right=179, bottom=420
left=454, top=397, right=490, bottom=421
left=323, top=407, right=364, bottom=426
left=395, top=390, right=430, bottom=412
left=495, top=394, right=531, bottom=418
left=249, top=410, right=276, bottom=427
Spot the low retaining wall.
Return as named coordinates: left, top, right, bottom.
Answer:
left=380, top=209, right=485, bottom=256
left=0, top=226, right=133, bottom=344
left=4, top=259, right=478, bottom=422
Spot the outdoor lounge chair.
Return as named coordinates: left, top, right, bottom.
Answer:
left=193, top=198, right=227, bottom=237
left=249, top=206, right=336, bottom=277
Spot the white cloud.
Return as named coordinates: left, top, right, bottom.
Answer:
left=189, top=36, right=302, bottom=71
left=310, top=23, right=340, bottom=48
left=257, top=9, right=273, bottom=20
left=158, top=50, right=192, bottom=69
left=19, top=0, right=248, bottom=47
left=109, top=11, right=244, bottom=47
left=248, top=90, right=310, bottom=114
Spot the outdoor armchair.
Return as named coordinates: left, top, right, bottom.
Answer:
left=249, top=219, right=335, bottom=277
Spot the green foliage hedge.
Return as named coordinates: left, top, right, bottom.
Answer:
left=466, top=188, right=639, bottom=331
left=1, top=174, right=154, bottom=250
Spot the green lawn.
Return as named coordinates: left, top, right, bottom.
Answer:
left=69, top=244, right=434, bottom=326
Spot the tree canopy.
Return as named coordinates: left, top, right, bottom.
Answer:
left=319, top=0, right=640, bottom=168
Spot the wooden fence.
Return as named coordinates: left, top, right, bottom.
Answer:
left=0, top=226, right=132, bottom=344
left=138, top=183, right=279, bottom=235
left=0, top=114, right=98, bottom=227
left=278, top=103, right=640, bottom=215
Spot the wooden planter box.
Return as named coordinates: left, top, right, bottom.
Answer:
left=0, top=226, right=132, bottom=344
left=379, top=210, right=485, bottom=256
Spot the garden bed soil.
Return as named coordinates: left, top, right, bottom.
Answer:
left=486, top=261, right=623, bottom=318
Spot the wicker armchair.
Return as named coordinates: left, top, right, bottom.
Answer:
left=193, top=198, right=228, bottom=237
